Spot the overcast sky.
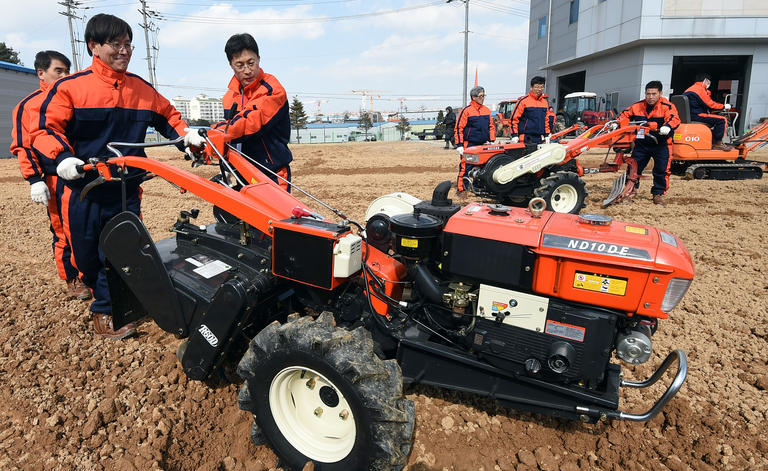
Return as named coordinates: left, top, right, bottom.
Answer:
left=2, top=0, right=531, bottom=116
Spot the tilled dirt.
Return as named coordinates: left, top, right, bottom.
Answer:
left=0, top=141, right=766, bottom=470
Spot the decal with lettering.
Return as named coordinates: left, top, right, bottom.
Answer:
left=542, top=234, right=652, bottom=261
left=573, top=271, right=628, bottom=296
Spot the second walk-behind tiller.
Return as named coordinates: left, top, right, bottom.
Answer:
left=82, top=130, right=693, bottom=470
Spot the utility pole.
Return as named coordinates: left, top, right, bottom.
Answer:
left=139, top=0, right=155, bottom=87
left=58, top=0, right=82, bottom=70
left=447, top=0, right=470, bottom=106
left=462, top=0, right=469, bottom=106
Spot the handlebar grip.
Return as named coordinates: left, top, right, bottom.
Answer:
left=75, top=164, right=85, bottom=173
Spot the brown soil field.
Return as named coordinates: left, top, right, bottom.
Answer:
left=0, top=141, right=767, bottom=470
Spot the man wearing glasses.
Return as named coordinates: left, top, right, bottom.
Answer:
left=455, top=86, right=495, bottom=191
left=30, top=13, right=202, bottom=339
left=209, top=33, right=293, bottom=191
left=511, top=76, right=550, bottom=145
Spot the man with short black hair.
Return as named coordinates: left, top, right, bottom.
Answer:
left=30, top=13, right=201, bottom=339
left=209, top=33, right=293, bottom=191
left=683, top=73, right=731, bottom=150
left=10, top=50, right=90, bottom=300
left=617, top=80, right=681, bottom=206
left=511, top=76, right=550, bottom=145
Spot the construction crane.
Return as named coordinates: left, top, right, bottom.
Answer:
left=351, top=89, right=389, bottom=111
left=396, top=96, right=441, bottom=115
left=304, top=99, right=329, bottom=118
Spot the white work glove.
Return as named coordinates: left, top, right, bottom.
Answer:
left=609, top=122, right=619, bottom=131
left=30, top=181, right=50, bottom=205
left=659, top=125, right=671, bottom=136
left=56, top=157, right=86, bottom=180
left=183, top=128, right=206, bottom=148
left=510, top=136, right=519, bottom=143
left=724, top=103, right=732, bottom=111
left=456, top=146, right=464, bottom=156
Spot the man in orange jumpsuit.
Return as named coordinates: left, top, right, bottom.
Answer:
left=209, top=33, right=293, bottom=191
left=683, top=73, right=731, bottom=150
left=511, top=76, right=550, bottom=145
left=30, top=14, right=202, bottom=339
left=10, top=50, right=91, bottom=300
left=454, top=86, right=495, bottom=191
left=616, top=80, right=681, bottom=206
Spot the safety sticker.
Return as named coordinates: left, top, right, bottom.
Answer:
left=400, top=238, right=419, bottom=248
left=193, top=259, right=232, bottom=279
left=491, top=301, right=508, bottom=312
left=573, top=271, right=627, bottom=296
left=185, top=257, right=204, bottom=267
left=545, top=320, right=585, bottom=342
left=624, top=225, right=648, bottom=235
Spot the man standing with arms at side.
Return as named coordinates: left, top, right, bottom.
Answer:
left=683, top=73, right=732, bottom=150
left=30, top=14, right=203, bottom=339
left=10, top=50, right=91, bottom=301
left=511, top=76, right=550, bottom=146
left=454, top=86, right=494, bottom=192
left=616, top=80, right=681, bottom=206
left=442, top=106, right=457, bottom=149
left=209, top=33, right=293, bottom=191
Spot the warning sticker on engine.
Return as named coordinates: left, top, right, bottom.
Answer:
left=193, top=259, right=232, bottom=279
left=400, top=238, right=419, bottom=248
left=573, top=271, right=627, bottom=296
left=545, top=320, right=585, bottom=342
left=624, top=225, right=648, bottom=235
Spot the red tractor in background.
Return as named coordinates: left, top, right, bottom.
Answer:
left=78, top=131, right=692, bottom=470
left=555, top=92, right=616, bottom=133
left=493, top=99, right=518, bottom=138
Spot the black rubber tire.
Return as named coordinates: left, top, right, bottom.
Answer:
left=237, top=312, right=414, bottom=471
left=555, top=115, right=566, bottom=133
left=534, top=171, right=588, bottom=214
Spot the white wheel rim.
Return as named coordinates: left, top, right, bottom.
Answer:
left=269, top=366, right=356, bottom=462
left=550, top=184, right=580, bottom=213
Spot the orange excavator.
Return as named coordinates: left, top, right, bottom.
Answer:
left=669, top=94, right=768, bottom=179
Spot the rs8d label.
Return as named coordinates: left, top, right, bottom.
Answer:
left=573, top=271, right=627, bottom=296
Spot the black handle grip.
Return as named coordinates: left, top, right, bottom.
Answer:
left=75, top=164, right=86, bottom=173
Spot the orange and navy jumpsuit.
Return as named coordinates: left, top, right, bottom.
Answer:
left=511, top=91, right=550, bottom=144
left=10, top=80, right=78, bottom=283
left=618, top=97, right=681, bottom=196
left=683, top=81, right=726, bottom=142
left=454, top=100, right=494, bottom=191
left=211, top=69, right=293, bottom=191
left=30, top=56, right=188, bottom=315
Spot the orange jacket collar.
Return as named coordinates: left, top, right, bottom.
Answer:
left=469, top=99, right=486, bottom=111
left=39, top=80, right=51, bottom=92
left=228, top=68, right=265, bottom=95
left=90, top=56, right=127, bottom=85
left=527, top=90, right=544, bottom=101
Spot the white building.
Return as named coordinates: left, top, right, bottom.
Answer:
left=170, top=96, right=191, bottom=121
left=1, top=61, right=38, bottom=157
left=189, top=94, right=224, bottom=123
left=527, top=0, right=768, bottom=131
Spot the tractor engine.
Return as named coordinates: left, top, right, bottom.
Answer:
left=365, top=183, right=694, bottom=390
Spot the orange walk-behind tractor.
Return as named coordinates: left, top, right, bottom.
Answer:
left=459, top=123, right=647, bottom=214
left=83, top=131, right=693, bottom=470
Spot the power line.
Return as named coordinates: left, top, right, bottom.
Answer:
left=154, top=1, right=446, bottom=24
